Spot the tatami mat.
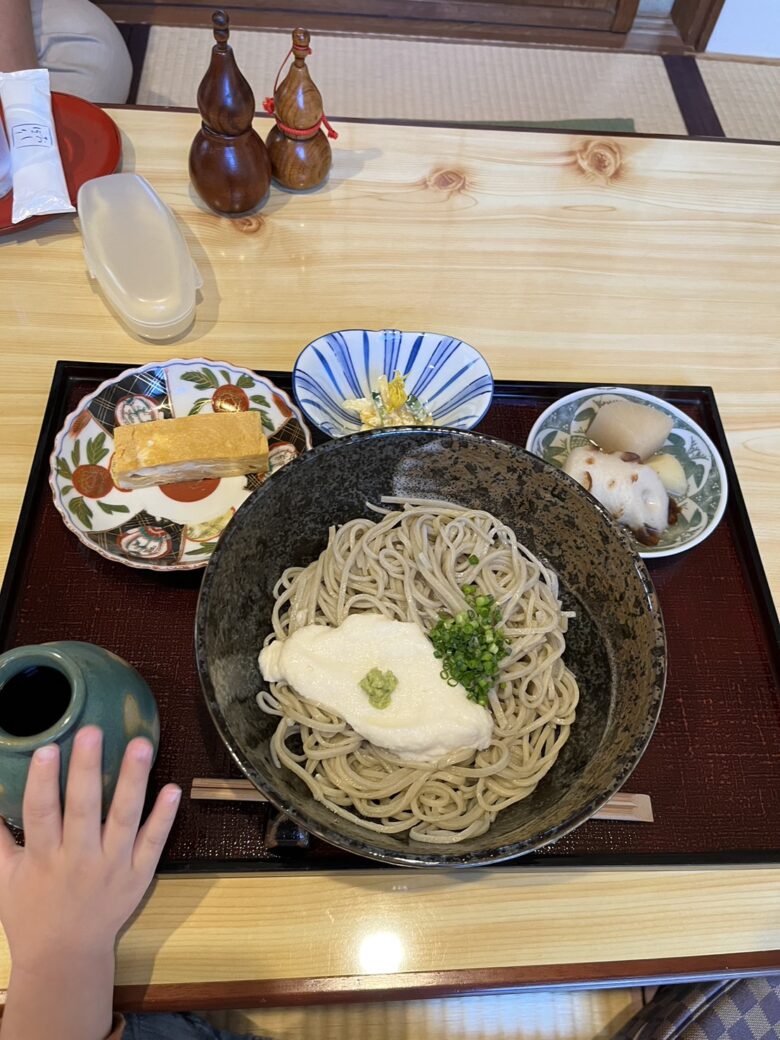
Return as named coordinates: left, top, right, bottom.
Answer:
left=206, top=987, right=643, bottom=1040
left=137, top=27, right=686, bottom=135
left=697, top=58, right=780, bottom=141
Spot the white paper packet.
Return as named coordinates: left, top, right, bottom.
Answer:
left=0, top=120, right=10, bottom=199
left=0, top=68, right=75, bottom=223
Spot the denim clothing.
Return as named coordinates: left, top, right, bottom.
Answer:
left=122, top=1013, right=270, bottom=1040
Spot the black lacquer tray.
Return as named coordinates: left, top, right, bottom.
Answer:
left=1, top=361, right=778, bottom=872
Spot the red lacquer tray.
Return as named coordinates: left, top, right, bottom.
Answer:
left=1, top=361, right=778, bottom=872
left=0, top=93, right=121, bottom=236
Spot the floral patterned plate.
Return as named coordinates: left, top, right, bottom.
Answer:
left=526, top=386, right=728, bottom=559
left=49, top=359, right=312, bottom=571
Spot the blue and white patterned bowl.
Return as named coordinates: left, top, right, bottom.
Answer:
left=292, top=329, right=494, bottom=437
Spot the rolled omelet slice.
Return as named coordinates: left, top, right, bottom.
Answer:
left=111, top=410, right=269, bottom=489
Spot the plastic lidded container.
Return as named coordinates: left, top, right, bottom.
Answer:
left=77, top=173, right=202, bottom=340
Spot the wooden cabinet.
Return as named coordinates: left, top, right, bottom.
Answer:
left=102, top=0, right=643, bottom=45
left=259, top=0, right=644, bottom=37
left=371, top=0, right=642, bottom=35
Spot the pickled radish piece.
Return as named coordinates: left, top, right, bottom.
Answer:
left=587, top=400, right=673, bottom=460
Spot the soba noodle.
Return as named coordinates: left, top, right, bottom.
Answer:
left=256, top=499, right=579, bottom=844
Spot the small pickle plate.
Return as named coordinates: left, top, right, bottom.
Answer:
left=49, top=358, right=311, bottom=571
left=526, top=386, right=728, bottom=559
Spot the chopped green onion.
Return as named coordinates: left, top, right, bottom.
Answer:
left=427, top=582, right=509, bottom=707
left=468, top=554, right=479, bottom=566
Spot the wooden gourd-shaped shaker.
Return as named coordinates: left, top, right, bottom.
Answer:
left=264, top=28, right=337, bottom=191
left=189, top=10, right=271, bottom=214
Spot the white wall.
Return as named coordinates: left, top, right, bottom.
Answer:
left=707, top=0, right=780, bottom=58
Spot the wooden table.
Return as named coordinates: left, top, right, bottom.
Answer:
left=1, top=110, right=779, bottom=1010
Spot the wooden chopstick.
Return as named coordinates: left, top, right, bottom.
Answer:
left=191, top=777, right=263, bottom=802
left=190, top=778, right=653, bottom=822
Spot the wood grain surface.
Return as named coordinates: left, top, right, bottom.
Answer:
left=84, top=869, right=780, bottom=992
left=0, top=110, right=779, bottom=1001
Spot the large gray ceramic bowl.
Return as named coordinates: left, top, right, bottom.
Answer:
left=196, top=428, right=666, bottom=867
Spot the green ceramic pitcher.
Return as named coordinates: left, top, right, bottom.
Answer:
left=0, top=641, right=159, bottom=826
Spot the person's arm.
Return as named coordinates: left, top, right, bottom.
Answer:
left=0, top=726, right=181, bottom=1040
left=0, top=0, right=38, bottom=72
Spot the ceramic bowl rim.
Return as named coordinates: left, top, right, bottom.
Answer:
left=291, top=328, right=495, bottom=437
left=525, top=385, right=729, bottom=560
left=0, top=643, right=87, bottom=751
left=195, top=426, right=667, bottom=867
left=48, top=357, right=310, bottom=573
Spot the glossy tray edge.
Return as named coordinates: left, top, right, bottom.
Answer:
left=2, top=363, right=779, bottom=874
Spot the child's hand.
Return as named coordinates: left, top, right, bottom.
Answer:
left=0, top=725, right=181, bottom=970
